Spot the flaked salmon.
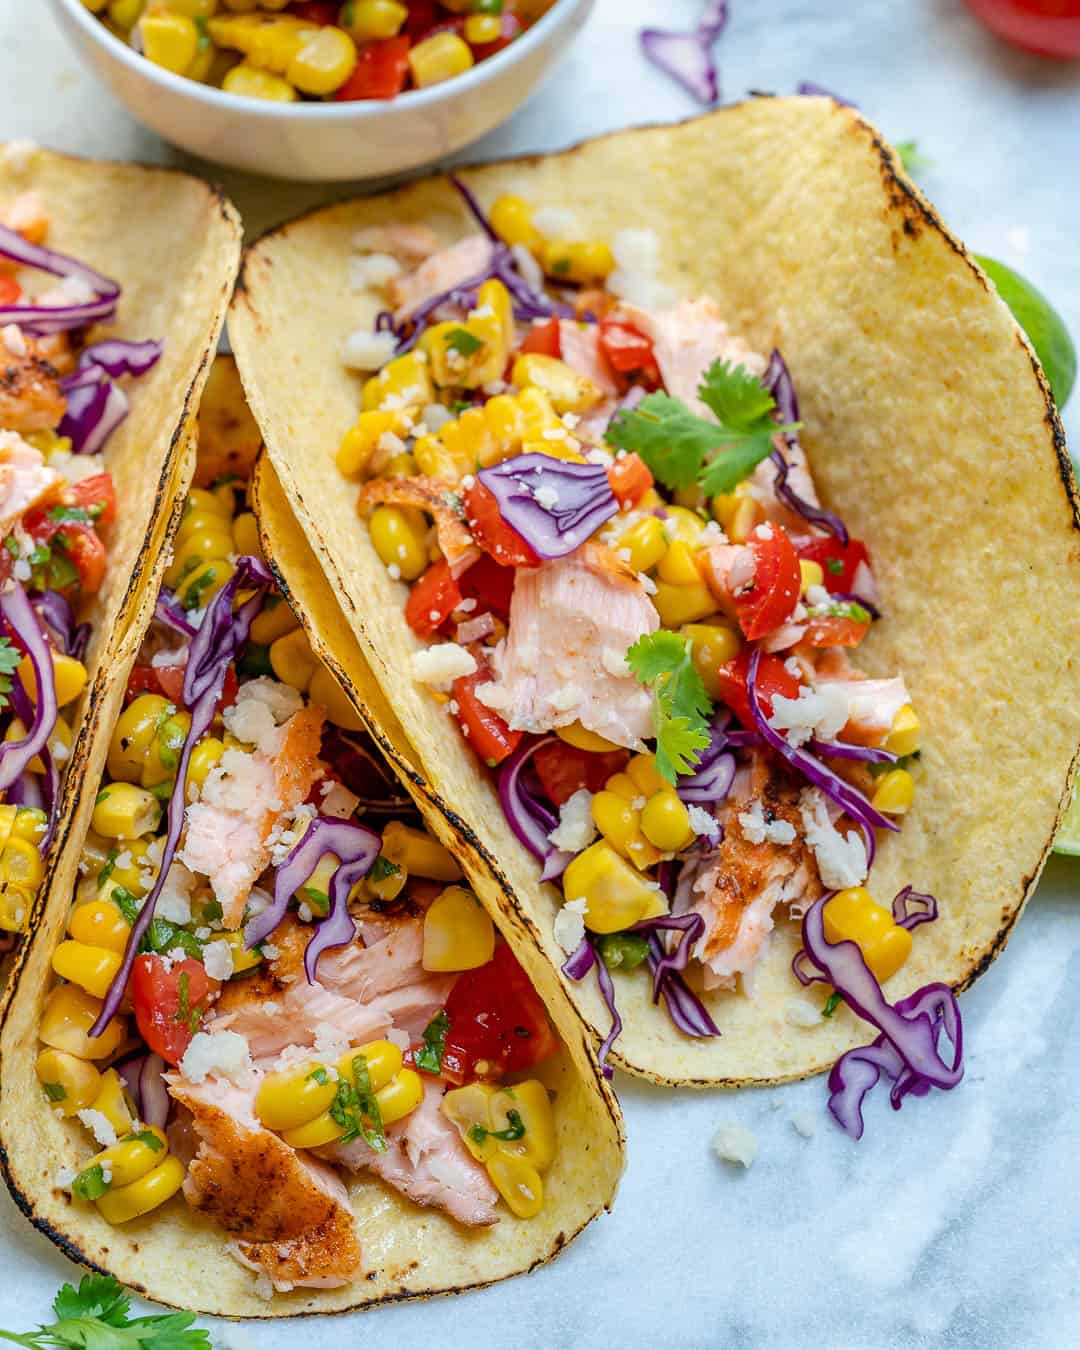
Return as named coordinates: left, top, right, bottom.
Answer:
left=0, top=430, right=59, bottom=533
left=179, top=705, right=325, bottom=928
left=0, top=340, right=65, bottom=434
left=358, top=475, right=480, bottom=577
left=476, top=543, right=659, bottom=749
left=389, top=234, right=494, bottom=323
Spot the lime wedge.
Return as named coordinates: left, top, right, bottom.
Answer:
left=975, top=255, right=1076, bottom=410
left=1054, top=779, right=1080, bottom=856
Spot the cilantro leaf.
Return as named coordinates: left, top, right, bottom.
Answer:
left=625, top=631, right=713, bottom=783
left=46, top=506, right=91, bottom=524
left=415, top=1009, right=449, bottom=1075
left=2, top=1272, right=213, bottom=1348
left=469, top=1109, right=526, bottom=1147
left=605, top=360, right=798, bottom=498
left=70, top=1164, right=111, bottom=1203
left=445, top=327, right=484, bottom=358
left=822, top=991, right=843, bottom=1019
left=330, top=1053, right=387, bottom=1152
left=0, top=637, right=21, bottom=712
left=52, top=1276, right=130, bottom=1326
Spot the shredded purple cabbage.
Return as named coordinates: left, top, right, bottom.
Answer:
left=477, top=454, right=618, bottom=561
left=92, top=557, right=273, bottom=1036
left=640, top=1, right=728, bottom=105
left=154, top=588, right=197, bottom=638
left=77, top=338, right=162, bottom=379
left=59, top=365, right=129, bottom=456
left=677, top=713, right=737, bottom=804
left=764, top=350, right=849, bottom=543
left=246, top=814, right=380, bottom=982
left=0, top=582, right=58, bottom=797
left=630, top=912, right=721, bottom=1037
left=0, top=224, right=119, bottom=334
left=891, top=885, right=939, bottom=932
left=498, top=735, right=571, bottom=882
left=808, top=738, right=896, bottom=764
left=117, top=1050, right=169, bottom=1128
left=30, top=588, right=89, bottom=661
left=562, top=937, right=622, bottom=1078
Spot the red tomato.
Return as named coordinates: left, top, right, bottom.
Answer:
left=458, top=553, right=516, bottom=622
left=437, top=943, right=559, bottom=1083
left=518, top=317, right=562, bottom=358
left=292, top=0, right=337, bottom=22
left=22, top=507, right=105, bottom=596
left=964, top=0, right=1080, bottom=56
left=714, top=647, right=801, bottom=729
left=336, top=36, right=411, bottom=100
left=533, top=739, right=629, bottom=808
left=125, top=666, right=162, bottom=702
left=796, top=536, right=871, bottom=595
left=463, top=480, right=541, bottom=568
left=406, top=558, right=462, bottom=638
left=131, top=955, right=220, bottom=1066
left=68, top=472, right=117, bottom=529
left=452, top=667, right=521, bottom=766
left=470, top=11, right=523, bottom=59
left=599, top=317, right=661, bottom=387
left=801, top=614, right=869, bottom=649
left=606, top=453, right=654, bottom=509
left=126, top=662, right=237, bottom=713
left=734, top=525, right=800, bottom=640
left=404, top=0, right=439, bottom=39
left=0, top=275, right=21, bottom=306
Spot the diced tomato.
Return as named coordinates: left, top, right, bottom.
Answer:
left=436, top=943, right=559, bottom=1084
left=55, top=523, right=105, bottom=595
left=469, top=11, right=524, bottom=59
left=125, top=666, right=162, bottom=702
left=125, top=662, right=237, bottom=713
left=518, top=317, right=561, bottom=358
left=0, top=276, right=21, bottom=306
left=533, top=739, right=629, bottom=808
left=406, top=558, right=462, bottom=638
left=801, top=614, right=869, bottom=649
left=336, top=36, right=411, bottom=100
left=68, top=473, right=117, bottom=529
left=403, top=0, right=439, bottom=38
left=452, top=667, right=521, bottom=766
left=131, top=954, right=220, bottom=1067
left=458, top=552, right=515, bottom=623
left=606, top=452, right=654, bottom=509
left=463, top=480, right=541, bottom=568
left=152, top=664, right=187, bottom=705
left=714, top=647, right=801, bottom=730
left=292, top=0, right=337, bottom=22
left=599, top=317, right=662, bottom=388
left=796, top=536, right=872, bottom=595
left=734, top=525, right=801, bottom=641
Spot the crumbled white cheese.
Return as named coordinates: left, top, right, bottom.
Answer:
left=1, top=325, right=25, bottom=357
left=805, top=583, right=832, bottom=609
left=180, top=1030, right=255, bottom=1087
left=754, top=522, right=774, bottom=540
left=155, top=862, right=196, bottom=925
left=76, top=1109, right=117, bottom=1148
left=738, top=800, right=796, bottom=846
left=768, top=683, right=850, bottom=747
left=411, top=642, right=477, bottom=692
left=386, top=1026, right=411, bottom=1052
left=202, top=937, right=236, bottom=982
left=687, top=804, right=720, bottom=842
left=800, top=787, right=868, bottom=890
left=783, top=996, right=824, bottom=1029
left=711, top=1121, right=758, bottom=1168
left=223, top=677, right=303, bottom=752
left=607, top=228, right=677, bottom=309
left=534, top=484, right=559, bottom=510
left=421, top=402, right=454, bottom=434
left=511, top=243, right=545, bottom=291
left=553, top=896, right=589, bottom=954
left=58, top=275, right=95, bottom=305
left=54, top=1167, right=76, bottom=1191
left=548, top=789, right=597, bottom=853
left=342, top=328, right=397, bottom=372
left=533, top=205, right=581, bottom=238
left=348, top=252, right=403, bottom=291
left=791, top=1111, right=818, bottom=1139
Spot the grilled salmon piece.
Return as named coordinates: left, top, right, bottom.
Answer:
left=0, top=430, right=59, bottom=534
left=0, top=341, right=65, bottom=434
left=358, top=474, right=479, bottom=577
left=388, top=233, right=494, bottom=322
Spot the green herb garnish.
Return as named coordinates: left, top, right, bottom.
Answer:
left=96, top=848, right=119, bottom=889
left=369, top=856, right=401, bottom=883
left=468, top=1109, right=526, bottom=1148
left=0, top=1272, right=210, bottom=1348
left=46, top=506, right=91, bottom=524
left=42, top=1082, right=66, bottom=1103
left=0, top=638, right=21, bottom=712
left=445, top=327, right=484, bottom=358
left=301, top=887, right=330, bottom=916
left=121, top=1129, right=165, bottom=1152
left=309, top=1066, right=330, bottom=1086
left=625, top=630, right=712, bottom=783
left=822, top=992, right=843, bottom=1019
left=606, top=357, right=798, bottom=496
left=70, top=1164, right=110, bottom=1203
left=825, top=557, right=844, bottom=576
left=415, top=1009, right=449, bottom=1075
left=330, top=1053, right=387, bottom=1152
left=112, top=887, right=140, bottom=927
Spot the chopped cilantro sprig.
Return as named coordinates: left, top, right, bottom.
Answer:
left=0, top=638, right=21, bottom=713
left=625, top=630, right=713, bottom=784
left=0, top=1273, right=210, bottom=1348
left=605, top=357, right=799, bottom=496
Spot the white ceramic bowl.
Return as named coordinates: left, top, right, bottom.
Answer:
left=49, top=0, right=595, bottom=181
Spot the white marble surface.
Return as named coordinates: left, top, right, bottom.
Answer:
left=2, top=1, right=1079, bottom=1346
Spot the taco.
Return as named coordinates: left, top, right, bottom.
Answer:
left=0, top=143, right=240, bottom=963
left=228, top=99, right=1080, bottom=1103
left=0, top=358, right=623, bottom=1316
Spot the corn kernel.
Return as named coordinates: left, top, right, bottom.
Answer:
left=362, top=351, right=432, bottom=413
left=603, top=772, right=636, bottom=802
left=409, top=31, right=474, bottom=87
left=369, top=505, right=429, bottom=581
left=40, top=984, right=126, bottom=1060
left=491, top=1080, right=555, bottom=1170
left=640, top=790, right=694, bottom=852
left=95, top=1154, right=185, bottom=1225
left=614, top=515, right=667, bottom=574
left=823, top=887, right=913, bottom=984
left=653, top=579, right=716, bottom=628
left=443, top=1083, right=497, bottom=1161
left=885, top=704, right=921, bottom=757
left=682, top=622, right=742, bottom=700
left=799, top=559, right=824, bottom=593
left=0, top=836, right=43, bottom=892
left=256, top=1061, right=339, bottom=1132
left=249, top=596, right=300, bottom=646
left=221, top=62, right=297, bottom=99
left=625, top=753, right=664, bottom=798
left=67, top=900, right=129, bottom=956
left=341, top=0, right=407, bottom=41
left=108, top=0, right=144, bottom=27
left=19, top=652, right=87, bottom=710
left=269, top=627, right=318, bottom=693
left=176, top=558, right=237, bottom=609
left=281, top=1110, right=346, bottom=1150
left=36, top=1049, right=101, bottom=1117
left=555, top=721, right=620, bottom=753
left=490, top=194, right=542, bottom=251
left=92, top=783, right=161, bottom=840
left=564, top=841, right=667, bottom=933
left=337, top=410, right=408, bottom=477
left=185, top=736, right=225, bottom=802
left=140, top=11, right=199, bottom=75
left=871, top=768, right=915, bottom=815
left=81, top=1125, right=167, bottom=1193
left=381, top=821, right=461, bottom=881
left=423, top=886, right=495, bottom=972
left=488, top=1153, right=544, bottom=1219
left=511, top=353, right=602, bottom=415
left=185, top=486, right=233, bottom=520
left=339, top=1039, right=403, bottom=1094
left=52, top=941, right=123, bottom=1001
left=231, top=510, right=261, bottom=559
left=590, top=793, right=662, bottom=872
left=657, top=539, right=702, bottom=587
left=162, top=0, right=218, bottom=18
left=540, top=240, right=615, bottom=285
left=0, top=884, right=32, bottom=933
left=464, top=13, right=502, bottom=43
left=223, top=927, right=262, bottom=974
left=375, top=1067, right=423, bottom=1125
left=663, top=505, right=706, bottom=544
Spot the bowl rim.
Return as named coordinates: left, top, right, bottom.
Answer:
left=51, top=0, right=587, bottom=119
